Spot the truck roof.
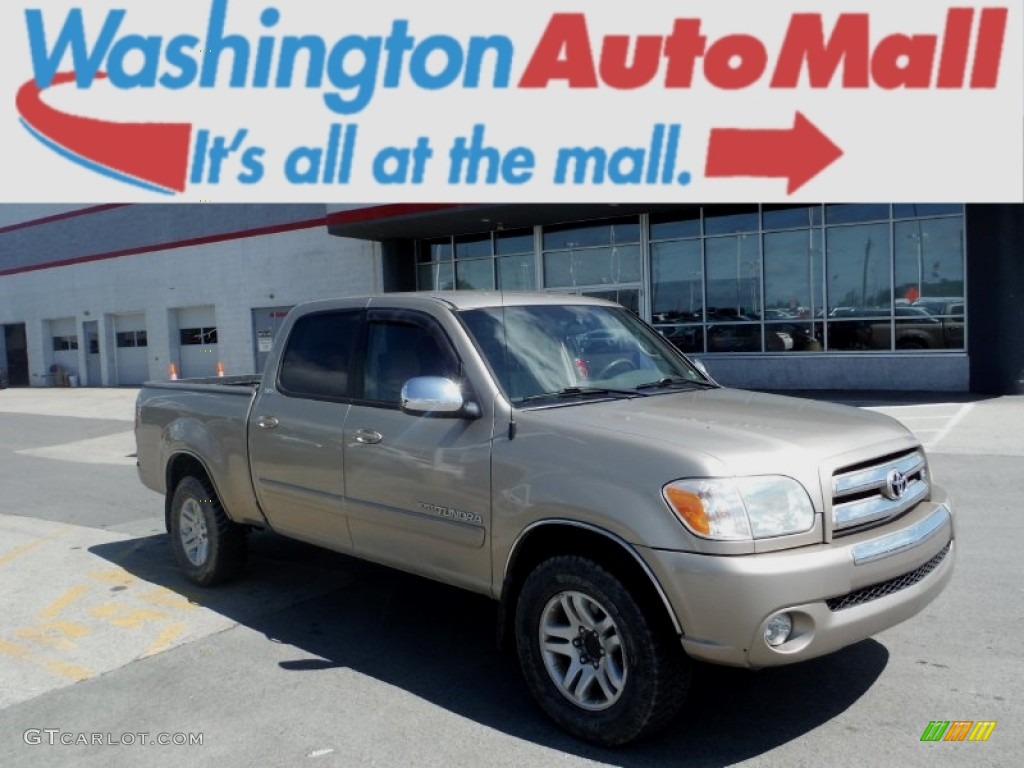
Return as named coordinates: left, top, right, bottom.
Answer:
left=383, top=290, right=617, bottom=311
left=296, top=291, right=620, bottom=314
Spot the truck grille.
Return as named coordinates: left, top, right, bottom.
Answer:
left=826, top=541, right=951, bottom=611
left=831, top=449, right=929, bottom=535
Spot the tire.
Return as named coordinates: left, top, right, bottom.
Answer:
left=169, top=475, right=247, bottom=586
left=515, top=556, right=690, bottom=746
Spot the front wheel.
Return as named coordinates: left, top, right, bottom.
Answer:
left=169, top=475, right=247, bottom=586
left=515, top=556, right=690, bottom=746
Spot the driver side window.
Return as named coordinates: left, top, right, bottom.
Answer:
left=363, top=320, right=458, bottom=404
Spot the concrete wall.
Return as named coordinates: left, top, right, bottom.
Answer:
left=702, top=353, right=970, bottom=392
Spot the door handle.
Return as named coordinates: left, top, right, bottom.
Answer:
left=353, top=429, right=383, bottom=445
left=256, top=415, right=279, bottom=430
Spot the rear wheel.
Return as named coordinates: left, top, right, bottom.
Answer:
left=515, top=555, right=689, bottom=746
left=169, top=475, right=247, bottom=586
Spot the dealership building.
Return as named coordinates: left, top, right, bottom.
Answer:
left=0, top=203, right=1021, bottom=394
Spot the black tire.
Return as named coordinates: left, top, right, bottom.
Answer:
left=515, top=555, right=690, bottom=746
left=168, top=475, right=247, bottom=586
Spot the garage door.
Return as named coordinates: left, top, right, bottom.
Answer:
left=49, top=317, right=79, bottom=383
left=176, top=306, right=218, bottom=378
left=114, top=313, right=149, bottom=385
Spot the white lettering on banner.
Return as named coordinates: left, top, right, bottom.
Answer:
left=1, top=0, right=1020, bottom=202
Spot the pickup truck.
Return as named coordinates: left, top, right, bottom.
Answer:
left=135, top=292, right=955, bottom=746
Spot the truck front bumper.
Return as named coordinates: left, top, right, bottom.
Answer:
left=638, top=488, right=955, bottom=668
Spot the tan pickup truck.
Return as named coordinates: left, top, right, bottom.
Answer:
left=135, top=292, right=955, bottom=746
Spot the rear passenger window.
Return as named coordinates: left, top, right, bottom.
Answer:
left=279, top=311, right=361, bottom=400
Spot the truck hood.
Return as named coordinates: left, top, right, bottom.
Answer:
left=527, top=388, right=914, bottom=475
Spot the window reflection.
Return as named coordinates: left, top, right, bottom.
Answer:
left=705, top=235, right=761, bottom=320
left=764, top=229, right=823, bottom=323
left=651, top=240, right=703, bottom=324
left=543, top=245, right=641, bottom=288
left=413, top=205, right=967, bottom=356
left=826, top=223, right=891, bottom=314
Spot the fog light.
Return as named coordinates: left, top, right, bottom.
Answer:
left=764, top=613, right=793, bottom=647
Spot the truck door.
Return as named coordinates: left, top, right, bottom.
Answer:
left=344, top=308, right=492, bottom=592
left=248, top=309, right=362, bottom=552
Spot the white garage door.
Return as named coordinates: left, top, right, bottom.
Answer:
left=176, top=306, right=218, bottom=379
left=49, top=317, right=79, bottom=383
left=114, top=313, right=149, bottom=385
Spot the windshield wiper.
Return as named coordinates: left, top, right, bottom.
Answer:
left=519, top=386, right=647, bottom=404
left=635, top=376, right=718, bottom=391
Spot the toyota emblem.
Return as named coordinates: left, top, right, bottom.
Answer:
left=883, top=469, right=909, bottom=500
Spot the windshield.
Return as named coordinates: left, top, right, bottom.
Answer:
left=460, top=303, right=710, bottom=404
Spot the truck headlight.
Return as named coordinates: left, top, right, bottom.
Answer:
left=663, top=476, right=815, bottom=541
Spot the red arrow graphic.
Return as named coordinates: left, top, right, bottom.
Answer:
left=705, top=112, right=843, bottom=195
left=16, top=72, right=191, bottom=193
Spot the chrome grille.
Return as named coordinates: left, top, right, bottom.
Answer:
left=826, top=542, right=951, bottom=611
left=832, top=449, right=929, bottom=534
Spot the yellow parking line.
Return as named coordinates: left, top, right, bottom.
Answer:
left=15, top=621, right=91, bottom=651
left=0, top=526, right=70, bottom=567
left=90, top=604, right=168, bottom=629
left=0, top=638, right=93, bottom=681
left=0, top=637, right=32, bottom=659
left=39, top=585, right=90, bottom=619
left=144, top=622, right=186, bottom=658
left=137, top=588, right=197, bottom=611
left=43, top=661, right=93, bottom=681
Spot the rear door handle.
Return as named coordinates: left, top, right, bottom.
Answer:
left=256, top=415, right=279, bottom=430
left=353, top=429, right=383, bottom=445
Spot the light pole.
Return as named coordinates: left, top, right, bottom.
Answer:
left=908, top=227, right=928, bottom=298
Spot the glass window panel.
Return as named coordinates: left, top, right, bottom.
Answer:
left=421, top=238, right=453, bottom=262
left=650, top=210, right=701, bottom=240
left=651, top=240, right=703, bottom=323
left=826, top=223, right=891, bottom=313
left=498, top=254, right=536, bottom=291
left=456, top=258, right=495, bottom=290
left=890, top=306, right=951, bottom=350
left=766, top=322, right=822, bottom=352
left=543, top=245, right=641, bottom=288
left=116, top=332, right=135, bottom=348
left=417, top=262, right=454, bottom=291
left=826, top=204, right=890, bottom=225
left=826, top=318, right=893, bottom=351
left=764, top=229, right=824, bottom=320
left=707, top=323, right=762, bottom=352
left=893, top=204, right=963, bottom=219
left=582, top=289, right=640, bottom=315
left=495, top=229, right=534, bottom=255
left=894, top=217, right=965, bottom=307
left=136, top=330, right=148, bottom=347
left=656, top=324, right=704, bottom=355
left=543, top=218, right=640, bottom=250
left=705, top=235, right=762, bottom=320
left=703, top=205, right=759, bottom=235
left=455, top=234, right=493, bottom=260
left=763, top=205, right=815, bottom=230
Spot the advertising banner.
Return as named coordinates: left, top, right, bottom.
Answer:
left=1, top=0, right=1021, bottom=202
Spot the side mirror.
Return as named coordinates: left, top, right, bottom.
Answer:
left=400, top=377, right=481, bottom=419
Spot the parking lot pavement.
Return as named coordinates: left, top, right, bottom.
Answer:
left=0, top=388, right=138, bottom=422
left=0, top=387, right=1021, bottom=767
